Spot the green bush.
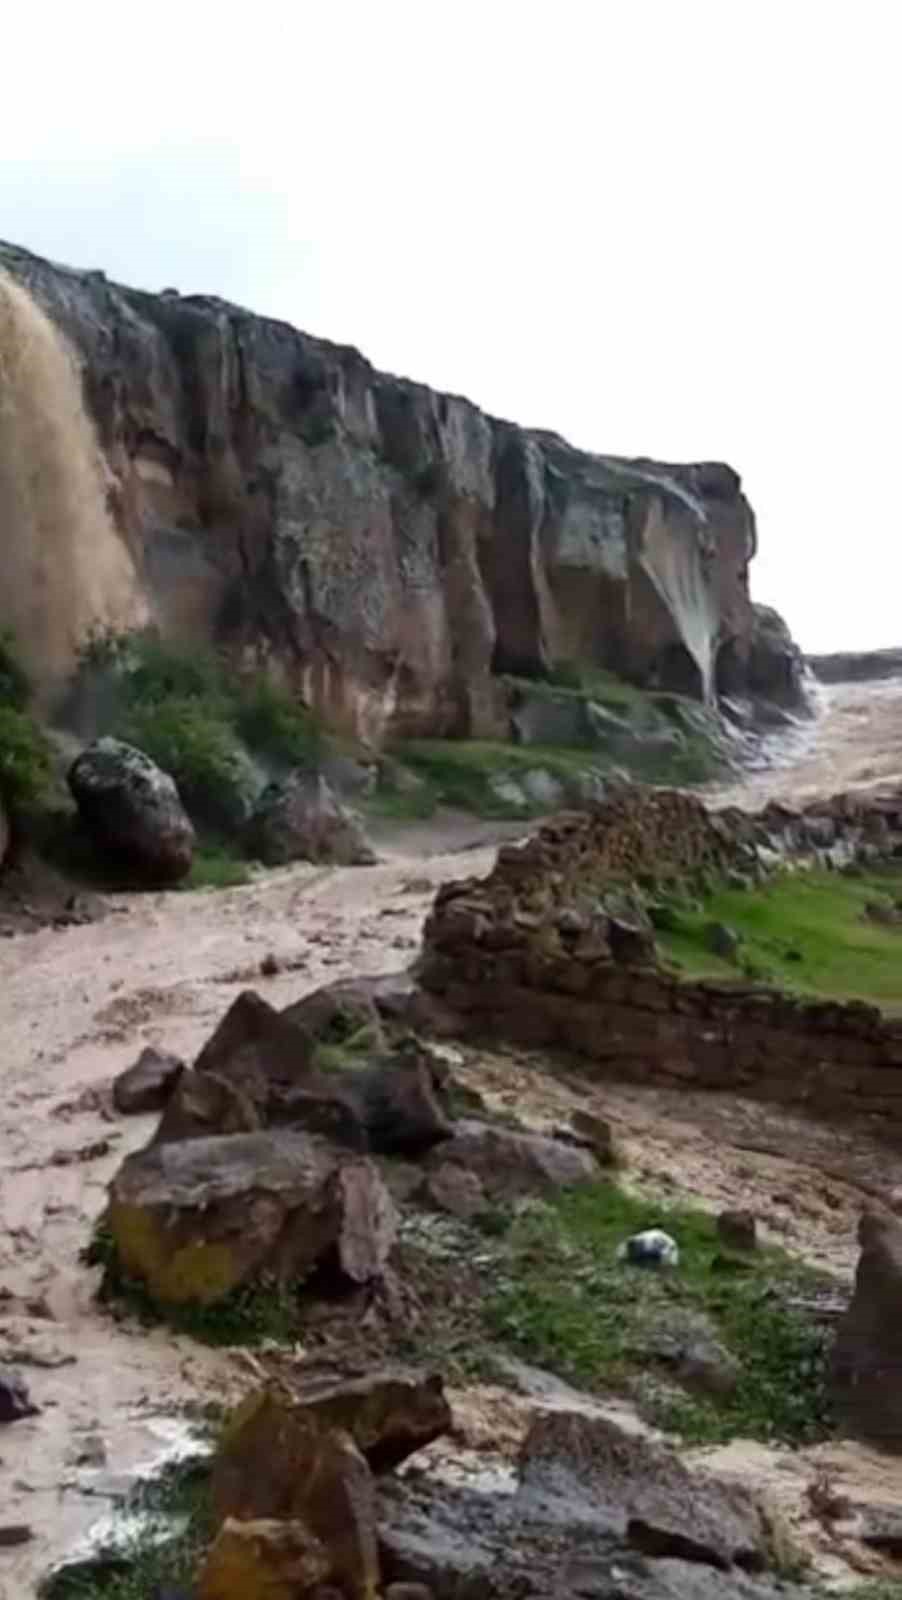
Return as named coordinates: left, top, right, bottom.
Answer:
left=234, top=676, right=321, bottom=770
left=0, top=705, right=52, bottom=813
left=123, top=698, right=259, bottom=835
left=0, top=630, right=31, bottom=710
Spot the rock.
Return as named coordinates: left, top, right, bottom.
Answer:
left=608, top=914, right=657, bottom=966
left=636, top=1310, right=741, bottom=1400
left=831, top=1208, right=902, bottom=1450
left=426, top=1119, right=599, bottom=1199
left=808, top=647, right=902, bottom=685
left=863, top=898, right=902, bottom=927
left=249, top=771, right=376, bottom=867
left=152, top=1068, right=262, bottom=1144
left=705, top=922, right=741, bottom=961
left=68, top=738, right=195, bottom=884
left=617, top=1230, right=680, bottom=1268
left=194, top=990, right=316, bottom=1118
left=717, top=1210, right=758, bottom=1253
left=518, top=1410, right=767, bottom=1571
left=0, top=1524, right=32, bottom=1547
left=196, top=1516, right=331, bottom=1600
left=215, top=1370, right=451, bottom=1496
left=563, top=1110, right=618, bottom=1168
left=334, top=1158, right=399, bottom=1285
left=283, top=978, right=387, bottom=1053
left=856, top=1502, right=902, bottom=1555
left=355, top=1042, right=454, bottom=1157
left=112, top=1046, right=184, bottom=1114
left=0, top=1366, right=39, bottom=1422
left=419, top=1162, right=488, bottom=1220
left=744, top=604, right=812, bottom=715
left=107, top=1131, right=348, bottom=1305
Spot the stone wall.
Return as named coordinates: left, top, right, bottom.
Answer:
left=419, top=786, right=902, bottom=1131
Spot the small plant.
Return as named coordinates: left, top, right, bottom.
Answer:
left=122, top=697, right=258, bottom=835
left=0, top=705, right=52, bottom=813
left=0, top=629, right=31, bottom=710
left=234, top=675, right=321, bottom=771
left=184, top=845, right=251, bottom=890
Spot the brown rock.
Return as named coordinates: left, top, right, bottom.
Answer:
left=518, top=1410, right=766, bottom=1571
left=152, top=1068, right=262, bottom=1145
left=283, top=978, right=387, bottom=1053
left=356, top=1042, right=454, bottom=1157
left=420, top=1162, right=487, bottom=1220
left=112, top=1046, right=184, bottom=1115
left=831, top=1208, right=902, bottom=1450
left=717, top=1208, right=758, bottom=1252
left=68, top=738, right=194, bottom=885
left=334, top=1158, right=398, bottom=1284
left=107, top=1131, right=343, bottom=1305
left=0, top=1367, right=39, bottom=1423
left=194, top=990, right=316, bottom=1119
left=427, top=1119, right=599, bottom=1200
left=196, top=1515, right=330, bottom=1600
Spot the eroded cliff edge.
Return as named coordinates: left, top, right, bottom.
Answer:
left=0, top=239, right=797, bottom=742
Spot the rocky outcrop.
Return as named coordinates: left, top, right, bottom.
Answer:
left=248, top=771, right=376, bottom=866
left=0, top=239, right=801, bottom=740
left=808, top=647, right=902, bottom=685
left=68, top=737, right=194, bottom=883
left=724, top=603, right=812, bottom=716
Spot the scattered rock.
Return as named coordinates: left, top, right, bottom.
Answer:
left=425, top=1119, right=599, bottom=1200
left=107, top=1131, right=348, bottom=1305
left=152, top=1068, right=262, bottom=1145
left=259, top=952, right=281, bottom=978
left=112, top=1046, right=184, bottom=1115
left=617, top=1230, right=680, bottom=1268
left=194, top=990, right=316, bottom=1118
left=283, top=978, right=387, bottom=1054
left=831, top=1207, right=902, bottom=1450
left=355, top=1042, right=454, bottom=1157
left=196, top=1515, right=331, bottom=1600
left=864, top=898, right=902, bottom=927
left=636, top=1309, right=741, bottom=1399
left=717, top=1210, right=758, bottom=1253
left=334, top=1159, right=399, bottom=1286
left=558, top=1109, right=619, bottom=1168
left=68, top=738, right=195, bottom=884
left=0, top=1366, right=39, bottom=1423
left=608, top=914, right=656, bottom=966
left=249, top=771, right=376, bottom=867
left=705, top=922, right=741, bottom=961
left=419, top=1162, right=487, bottom=1221
left=0, top=1524, right=32, bottom=1546
left=518, top=1409, right=767, bottom=1571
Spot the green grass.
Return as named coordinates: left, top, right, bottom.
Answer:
left=486, top=1182, right=834, bottom=1446
left=657, top=865, right=902, bottom=1008
left=183, top=845, right=251, bottom=890
left=42, top=1459, right=213, bottom=1600
left=382, top=738, right=599, bottom=818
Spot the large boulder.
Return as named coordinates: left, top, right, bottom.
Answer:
left=248, top=771, right=376, bottom=867
left=197, top=1516, right=331, bottom=1600
left=68, top=737, right=194, bottom=883
left=831, top=1208, right=902, bottom=1450
left=194, top=990, right=316, bottom=1117
left=106, top=1132, right=396, bottom=1305
left=743, top=604, right=811, bottom=715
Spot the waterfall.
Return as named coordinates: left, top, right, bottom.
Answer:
left=0, top=269, right=146, bottom=703
left=639, top=500, right=720, bottom=702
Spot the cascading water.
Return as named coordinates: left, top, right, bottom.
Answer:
left=0, top=269, right=146, bottom=703
left=638, top=500, right=720, bottom=703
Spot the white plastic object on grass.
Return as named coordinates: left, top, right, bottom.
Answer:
left=616, top=1229, right=680, bottom=1268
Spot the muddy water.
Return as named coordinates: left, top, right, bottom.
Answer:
left=709, top=676, right=902, bottom=811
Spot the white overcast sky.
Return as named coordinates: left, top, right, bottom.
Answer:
left=3, top=2, right=898, bottom=651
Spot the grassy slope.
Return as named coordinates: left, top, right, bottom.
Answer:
left=657, top=865, right=902, bottom=1009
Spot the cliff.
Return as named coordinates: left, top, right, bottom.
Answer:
left=0, top=239, right=786, bottom=743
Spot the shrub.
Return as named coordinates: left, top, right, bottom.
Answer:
left=0, top=705, right=52, bottom=813
left=0, top=630, right=31, bottom=710
left=123, top=698, right=260, bottom=835
left=234, top=676, right=322, bottom=771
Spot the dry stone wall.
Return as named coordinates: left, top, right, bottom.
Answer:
left=420, top=786, right=902, bottom=1130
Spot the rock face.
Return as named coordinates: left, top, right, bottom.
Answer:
left=808, top=647, right=902, bottom=685
left=831, top=1208, right=902, bottom=1450
left=719, top=603, right=811, bottom=715
left=0, top=238, right=801, bottom=740
left=249, top=771, right=376, bottom=867
left=68, top=737, right=194, bottom=883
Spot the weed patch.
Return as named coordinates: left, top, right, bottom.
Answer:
left=486, top=1183, right=834, bottom=1446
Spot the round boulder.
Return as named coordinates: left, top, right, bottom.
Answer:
left=68, top=737, right=195, bottom=884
